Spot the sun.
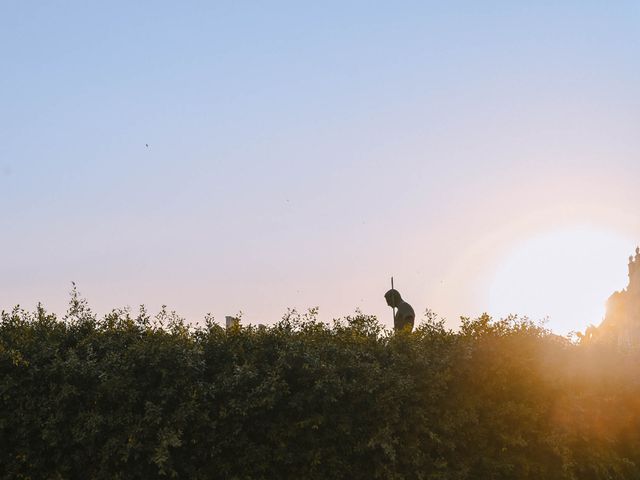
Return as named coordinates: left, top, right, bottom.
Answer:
left=488, top=226, right=634, bottom=335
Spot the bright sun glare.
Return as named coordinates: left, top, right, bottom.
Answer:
left=488, top=227, right=635, bottom=335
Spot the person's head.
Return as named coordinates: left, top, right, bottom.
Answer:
left=384, top=289, right=402, bottom=308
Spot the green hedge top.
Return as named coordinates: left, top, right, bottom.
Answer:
left=2, top=292, right=640, bottom=480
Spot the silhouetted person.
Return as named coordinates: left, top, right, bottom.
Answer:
left=385, top=289, right=415, bottom=332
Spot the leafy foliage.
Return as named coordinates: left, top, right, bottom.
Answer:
left=2, top=295, right=640, bottom=479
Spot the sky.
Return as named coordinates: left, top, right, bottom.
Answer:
left=1, top=1, right=640, bottom=334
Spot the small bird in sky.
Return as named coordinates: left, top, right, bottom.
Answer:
left=145, top=144, right=149, bottom=148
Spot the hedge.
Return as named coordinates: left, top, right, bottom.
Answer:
left=2, top=290, right=640, bottom=479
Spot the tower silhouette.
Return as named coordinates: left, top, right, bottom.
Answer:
left=590, top=247, right=640, bottom=346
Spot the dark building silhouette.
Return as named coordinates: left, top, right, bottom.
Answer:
left=584, top=247, right=640, bottom=346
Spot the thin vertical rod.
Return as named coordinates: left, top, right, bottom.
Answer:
left=391, top=276, right=396, bottom=325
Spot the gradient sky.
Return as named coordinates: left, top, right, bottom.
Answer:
left=2, top=2, right=640, bottom=334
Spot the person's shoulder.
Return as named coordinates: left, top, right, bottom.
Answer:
left=399, top=301, right=415, bottom=316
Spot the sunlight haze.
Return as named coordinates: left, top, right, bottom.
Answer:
left=488, top=227, right=635, bottom=335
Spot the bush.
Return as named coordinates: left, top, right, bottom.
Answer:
left=2, top=293, right=640, bottom=479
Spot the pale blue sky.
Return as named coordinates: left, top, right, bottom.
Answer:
left=2, top=2, right=640, bottom=332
